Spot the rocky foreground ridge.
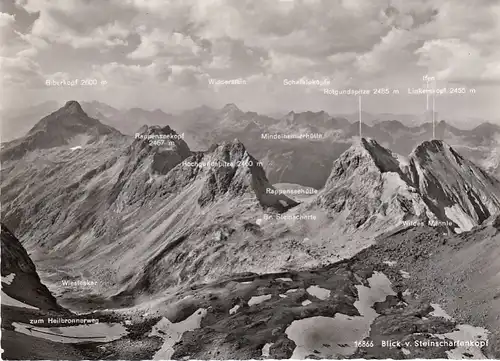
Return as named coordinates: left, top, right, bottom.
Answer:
left=2, top=217, right=499, bottom=359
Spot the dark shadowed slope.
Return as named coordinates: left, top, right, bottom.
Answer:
left=1, top=224, right=66, bottom=312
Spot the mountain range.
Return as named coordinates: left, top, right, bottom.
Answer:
left=2, top=101, right=499, bottom=189
left=1, top=100, right=500, bottom=359
left=85, top=101, right=500, bottom=187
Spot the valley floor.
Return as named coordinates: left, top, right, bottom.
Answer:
left=2, top=222, right=499, bottom=360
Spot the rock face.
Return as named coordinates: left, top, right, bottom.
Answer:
left=314, top=138, right=435, bottom=235
left=1, top=224, right=65, bottom=312
left=1, top=101, right=122, bottom=162
left=196, top=139, right=299, bottom=211
left=404, top=140, right=500, bottom=232
left=314, top=138, right=500, bottom=235
left=27, top=100, right=119, bottom=139
left=1, top=107, right=300, bottom=300
left=2, top=107, right=499, bottom=308
left=107, top=124, right=193, bottom=208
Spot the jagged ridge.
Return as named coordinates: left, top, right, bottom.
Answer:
left=404, top=140, right=500, bottom=231
left=318, top=138, right=500, bottom=234
left=1, top=100, right=122, bottom=161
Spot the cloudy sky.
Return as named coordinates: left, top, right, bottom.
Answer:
left=1, top=0, right=499, bottom=121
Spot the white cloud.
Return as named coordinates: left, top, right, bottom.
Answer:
left=1, top=0, right=499, bottom=119
left=28, top=16, right=130, bottom=49
left=128, top=28, right=201, bottom=60
left=356, top=28, right=419, bottom=75
left=263, top=50, right=316, bottom=75
left=0, top=55, right=45, bottom=88
left=170, top=65, right=204, bottom=87
left=15, top=0, right=130, bottom=49
left=416, top=38, right=500, bottom=84
left=91, top=62, right=156, bottom=86
left=0, top=12, right=15, bottom=27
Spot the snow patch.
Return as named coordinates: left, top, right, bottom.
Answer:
left=229, top=305, right=240, bottom=315
left=400, top=270, right=411, bottom=279
left=262, top=342, right=273, bottom=357
left=286, top=272, right=395, bottom=359
left=429, top=303, right=453, bottom=320
left=402, top=348, right=411, bottom=355
left=1, top=273, right=15, bottom=285
left=13, top=321, right=127, bottom=343
left=445, top=204, right=475, bottom=233
left=427, top=303, right=489, bottom=358
left=306, top=285, right=330, bottom=300
left=436, top=325, right=489, bottom=359
left=150, top=308, right=207, bottom=360
left=380, top=172, right=407, bottom=202
left=2, top=291, right=40, bottom=310
left=67, top=133, right=92, bottom=149
left=383, top=260, right=397, bottom=267
left=248, top=294, right=272, bottom=306
left=277, top=277, right=293, bottom=282
left=286, top=288, right=298, bottom=294
left=302, top=300, right=312, bottom=306
left=396, top=154, right=410, bottom=167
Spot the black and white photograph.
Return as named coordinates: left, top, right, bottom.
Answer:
left=1, top=0, right=500, bottom=359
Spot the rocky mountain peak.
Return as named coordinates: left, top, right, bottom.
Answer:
left=324, top=138, right=407, bottom=188
left=375, top=119, right=407, bottom=130
left=410, top=140, right=459, bottom=168
left=197, top=139, right=299, bottom=211
left=29, top=100, right=117, bottom=136
left=1, top=101, right=122, bottom=161
left=318, top=138, right=500, bottom=235
left=473, top=121, right=500, bottom=132
left=404, top=140, right=500, bottom=231
left=133, top=125, right=182, bottom=148
left=316, top=138, right=433, bottom=235
left=153, top=108, right=169, bottom=116
left=130, top=125, right=192, bottom=173
left=221, top=103, right=241, bottom=113
left=62, top=100, right=86, bottom=115
left=138, top=124, right=176, bottom=137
